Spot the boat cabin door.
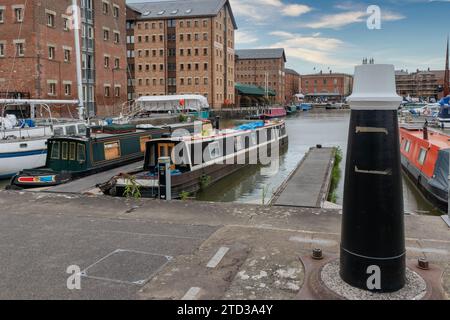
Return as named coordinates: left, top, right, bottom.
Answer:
left=158, top=143, right=176, bottom=170
left=51, top=141, right=86, bottom=172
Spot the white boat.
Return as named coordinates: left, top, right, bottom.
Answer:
left=0, top=103, right=86, bottom=178
left=123, top=95, right=210, bottom=120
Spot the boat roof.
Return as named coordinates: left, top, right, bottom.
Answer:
left=148, top=120, right=284, bottom=143
left=49, top=128, right=167, bottom=142
left=401, top=127, right=450, bottom=150
left=137, top=94, right=208, bottom=104
left=135, top=94, right=209, bottom=111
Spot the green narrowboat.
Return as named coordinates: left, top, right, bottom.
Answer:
left=9, top=123, right=194, bottom=189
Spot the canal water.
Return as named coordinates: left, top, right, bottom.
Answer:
left=197, top=110, right=441, bottom=216
left=0, top=110, right=441, bottom=216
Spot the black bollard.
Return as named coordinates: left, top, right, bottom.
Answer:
left=340, top=64, right=406, bottom=292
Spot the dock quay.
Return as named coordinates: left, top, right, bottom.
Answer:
left=271, top=147, right=335, bottom=208
left=0, top=190, right=448, bottom=300
left=44, top=162, right=143, bottom=194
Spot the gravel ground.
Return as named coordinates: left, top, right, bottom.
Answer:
left=321, top=260, right=427, bottom=300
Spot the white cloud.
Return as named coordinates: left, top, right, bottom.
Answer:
left=230, top=0, right=312, bottom=22
left=302, top=9, right=405, bottom=29
left=235, top=30, right=259, bottom=45
left=267, top=31, right=353, bottom=67
left=281, top=4, right=312, bottom=17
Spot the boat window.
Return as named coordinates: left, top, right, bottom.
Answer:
left=53, top=127, right=64, bottom=136
left=140, top=135, right=152, bottom=153
left=235, top=136, right=244, bottom=151
left=51, top=142, right=60, bottom=159
left=404, top=140, right=411, bottom=153
left=158, top=143, right=175, bottom=161
left=104, top=141, right=121, bottom=160
left=418, top=148, right=427, bottom=165
left=69, top=142, right=76, bottom=160
left=77, top=144, right=86, bottom=163
left=251, top=132, right=257, bottom=146
left=209, top=141, right=221, bottom=159
left=62, top=142, right=68, bottom=160
left=66, top=125, right=77, bottom=136
left=77, top=124, right=87, bottom=135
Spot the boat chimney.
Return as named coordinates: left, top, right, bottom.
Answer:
left=340, top=64, right=405, bottom=292
left=214, top=116, right=220, bottom=130
left=423, top=120, right=429, bottom=140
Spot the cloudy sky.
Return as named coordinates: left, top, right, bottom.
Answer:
left=127, top=0, right=450, bottom=74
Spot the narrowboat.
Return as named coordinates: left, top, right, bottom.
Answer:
left=260, top=107, right=287, bottom=119
left=400, top=125, right=450, bottom=210
left=99, top=120, right=289, bottom=199
left=285, top=105, right=298, bottom=115
left=298, top=103, right=313, bottom=111
left=9, top=123, right=196, bottom=189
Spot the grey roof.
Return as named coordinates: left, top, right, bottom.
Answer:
left=236, top=48, right=287, bottom=62
left=285, top=68, right=300, bottom=76
left=127, top=0, right=237, bottom=29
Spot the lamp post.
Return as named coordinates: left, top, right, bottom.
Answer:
left=340, top=64, right=406, bottom=292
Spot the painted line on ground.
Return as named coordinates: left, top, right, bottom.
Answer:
left=289, top=236, right=337, bottom=247
left=207, top=246, right=230, bottom=268
left=182, top=287, right=202, bottom=300
left=406, top=246, right=449, bottom=255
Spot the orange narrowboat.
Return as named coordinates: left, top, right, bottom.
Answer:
left=400, top=125, right=450, bottom=209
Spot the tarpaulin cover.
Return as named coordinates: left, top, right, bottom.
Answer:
left=429, top=149, right=450, bottom=191
left=235, top=121, right=264, bottom=131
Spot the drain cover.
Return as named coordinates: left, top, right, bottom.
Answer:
left=82, top=249, right=172, bottom=285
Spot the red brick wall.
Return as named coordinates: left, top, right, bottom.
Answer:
left=0, top=0, right=127, bottom=118
left=285, top=72, right=300, bottom=103
left=93, top=0, right=127, bottom=117
left=301, top=74, right=353, bottom=97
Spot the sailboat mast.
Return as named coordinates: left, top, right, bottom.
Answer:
left=72, top=0, right=85, bottom=120
left=444, top=36, right=449, bottom=97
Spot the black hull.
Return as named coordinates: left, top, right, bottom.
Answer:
left=400, top=155, right=448, bottom=211
left=104, top=136, right=289, bottom=199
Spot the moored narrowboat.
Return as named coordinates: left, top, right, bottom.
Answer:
left=99, top=120, right=289, bottom=198
left=9, top=123, right=196, bottom=189
left=260, top=107, right=287, bottom=119
left=285, top=105, right=298, bottom=115
left=400, top=125, right=450, bottom=210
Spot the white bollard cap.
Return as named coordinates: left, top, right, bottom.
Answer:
left=347, top=64, right=402, bottom=110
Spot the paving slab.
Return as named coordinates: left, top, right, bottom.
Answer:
left=0, top=190, right=448, bottom=300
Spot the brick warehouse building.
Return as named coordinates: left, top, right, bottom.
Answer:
left=235, top=48, right=287, bottom=105
left=396, top=69, right=447, bottom=100
left=126, top=0, right=237, bottom=109
left=301, top=71, right=353, bottom=102
left=285, top=68, right=300, bottom=104
left=0, top=0, right=127, bottom=117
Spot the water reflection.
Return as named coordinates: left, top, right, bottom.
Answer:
left=199, top=110, right=441, bottom=216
